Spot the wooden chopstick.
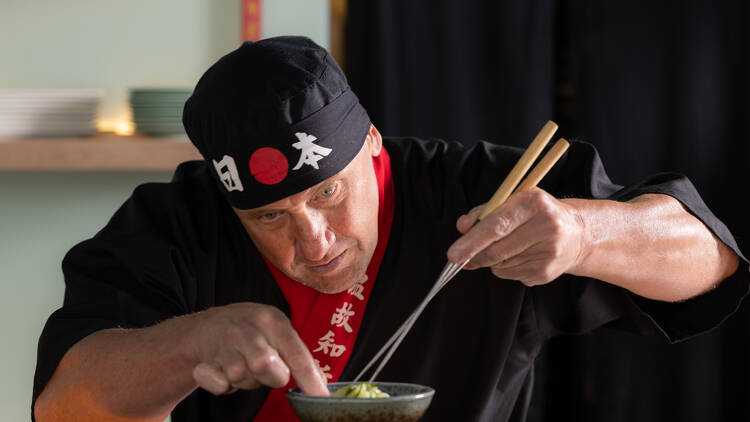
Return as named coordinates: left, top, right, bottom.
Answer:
left=355, top=122, right=568, bottom=384
left=515, top=138, right=570, bottom=193
left=478, top=120, right=558, bottom=220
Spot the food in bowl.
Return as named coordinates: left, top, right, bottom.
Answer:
left=331, top=382, right=390, bottom=398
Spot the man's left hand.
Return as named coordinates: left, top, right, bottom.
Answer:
left=446, top=188, right=586, bottom=286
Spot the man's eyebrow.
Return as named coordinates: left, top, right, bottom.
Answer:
left=238, top=208, right=273, bottom=218
left=319, top=177, right=345, bottom=188
left=238, top=177, right=345, bottom=217
left=250, top=208, right=277, bottom=216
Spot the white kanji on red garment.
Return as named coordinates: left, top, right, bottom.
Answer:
left=314, top=358, right=333, bottom=381
left=347, top=275, right=368, bottom=300
left=331, top=302, right=355, bottom=333
left=313, top=330, right=346, bottom=357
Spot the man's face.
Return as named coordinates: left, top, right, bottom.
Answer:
left=233, top=125, right=383, bottom=294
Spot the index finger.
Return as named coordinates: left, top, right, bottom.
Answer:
left=456, top=204, right=485, bottom=234
left=447, top=197, right=531, bottom=264
left=256, top=311, right=330, bottom=397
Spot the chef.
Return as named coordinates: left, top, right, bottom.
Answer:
left=33, top=36, right=747, bottom=422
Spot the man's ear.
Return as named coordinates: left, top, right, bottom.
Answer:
left=366, top=124, right=383, bottom=157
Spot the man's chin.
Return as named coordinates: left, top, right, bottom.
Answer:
left=295, top=270, right=366, bottom=294
left=302, top=278, right=356, bottom=294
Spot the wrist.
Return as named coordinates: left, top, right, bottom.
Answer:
left=169, top=311, right=209, bottom=369
left=561, top=198, right=609, bottom=278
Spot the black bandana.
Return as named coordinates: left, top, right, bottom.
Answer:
left=183, top=36, right=371, bottom=209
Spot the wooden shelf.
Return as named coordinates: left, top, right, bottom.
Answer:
left=0, top=135, right=203, bottom=171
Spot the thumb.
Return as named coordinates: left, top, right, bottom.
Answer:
left=193, top=363, right=232, bottom=395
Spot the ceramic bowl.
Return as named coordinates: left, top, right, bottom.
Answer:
left=286, top=382, right=435, bottom=422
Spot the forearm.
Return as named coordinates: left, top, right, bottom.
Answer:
left=35, top=301, right=329, bottom=421
left=34, top=314, right=201, bottom=421
left=567, top=194, right=739, bottom=302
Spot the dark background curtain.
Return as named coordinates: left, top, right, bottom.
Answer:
left=346, top=1, right=750, bottom=421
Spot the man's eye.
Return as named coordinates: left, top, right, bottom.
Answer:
left=260, top=211, right=279, bottom=221
left=321, top=185, right=336, bottom=198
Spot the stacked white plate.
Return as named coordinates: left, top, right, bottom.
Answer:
left=129, top=88, right=192, bottom=137
left=0, top=89, right=101, bottom=139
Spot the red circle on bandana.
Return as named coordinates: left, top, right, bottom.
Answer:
left=249, top=147, right=289, bottom=185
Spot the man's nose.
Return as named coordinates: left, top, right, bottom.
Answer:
left=293, top=210, right=335, bottom=262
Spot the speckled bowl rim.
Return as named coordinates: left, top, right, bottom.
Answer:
left=286, top=382, right=435, bottom=404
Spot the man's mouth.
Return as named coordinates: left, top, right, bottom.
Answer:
left=306, top=250, right=347, bottom=274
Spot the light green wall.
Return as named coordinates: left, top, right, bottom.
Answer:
left=0, top=172, right=173, bottom=418
left=0, top=1, right=329, bottom=420
left=1, top=0, right=329, bottom=124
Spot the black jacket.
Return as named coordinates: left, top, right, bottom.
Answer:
left=33, top=137, right=749, bottom=421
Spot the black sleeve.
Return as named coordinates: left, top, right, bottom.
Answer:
left=528, top=140, right=749, bottom=343
left=32, top=178, right=215, bottom=408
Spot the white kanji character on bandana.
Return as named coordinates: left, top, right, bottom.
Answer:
left=291, top=132, right=332, bottom=170
left=314, top=359, right=333, bottom=381
left=331, top=302, right=355, bottom=333
left=212, top=155, right=244, bottom=192
left=313, top=330, right=346, bottom=357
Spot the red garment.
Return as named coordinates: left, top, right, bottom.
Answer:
left=254, top=147, right=394, bottom=421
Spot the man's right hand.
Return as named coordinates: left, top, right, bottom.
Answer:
left=35, top=302, right=329, bottom=422
left=188, top=303, right=329, bottom=396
